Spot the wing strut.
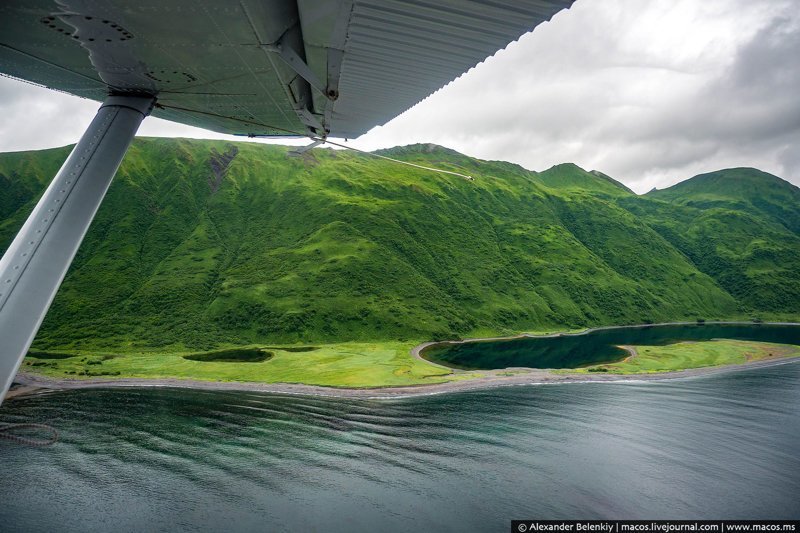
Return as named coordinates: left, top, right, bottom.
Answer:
left=0, top=95, right=155, bottom=404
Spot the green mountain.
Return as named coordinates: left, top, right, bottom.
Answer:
left=1, top=140, right=797, bottom=353
left=634, top=168, right=800, bottom=312
left=538, top=163, right=634, bottom=196
left=648, top=168, right=800, bottom=235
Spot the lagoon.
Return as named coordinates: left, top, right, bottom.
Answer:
left=420, top=323, right=800, bottom=370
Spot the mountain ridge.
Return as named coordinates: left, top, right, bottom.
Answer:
left=647, top=167, right=800, bottom=235
left=1, top=139, right=797, bottom=352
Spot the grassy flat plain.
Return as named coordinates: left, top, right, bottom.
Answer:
left=20, top=338, right=800, bottom=387
left=575, top=339, right=800, bottom=374
left=22, top=342, right=472, bottom=388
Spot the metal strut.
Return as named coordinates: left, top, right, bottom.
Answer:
left=0, top=95, right=155, bottom=405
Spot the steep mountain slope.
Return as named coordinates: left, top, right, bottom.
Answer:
left=648, top=168, right=800, bottom=234
left=629, top=168, right=800, bottom=313
left=538, top=163, right=634, bottom=196
left=0, top=140, right=795, bottom=353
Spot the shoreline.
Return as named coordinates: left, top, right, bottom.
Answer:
left=9, top=356, right=800, bottom=401
left=411, top=320, right=800, bottom=363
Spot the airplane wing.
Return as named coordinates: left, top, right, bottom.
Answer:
left=0, top=0, right=575, bottom=405
left=0, top=0, right=574, bottom=139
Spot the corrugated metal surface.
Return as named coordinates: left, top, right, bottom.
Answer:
left=329, top=0, right=573, bottom=137
left=0, top=0, right=574, bottom=139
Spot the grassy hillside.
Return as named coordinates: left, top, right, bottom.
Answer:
left=630, top=168, right=800, bottom=313
left=1, top=140, right=797, bottom=356
left=648, top=168, right=800, bottom=234
left=538, top=163, right=634, bottom=195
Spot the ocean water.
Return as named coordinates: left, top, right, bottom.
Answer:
left=421, top=323, right=800, bottom=369
left=1, top=362, right=799, bottom=532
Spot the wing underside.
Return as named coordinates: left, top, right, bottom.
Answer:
left=0, top=0, right=573, bottom=138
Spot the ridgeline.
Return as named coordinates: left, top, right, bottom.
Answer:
left=1, top=139, right=798, bottom=354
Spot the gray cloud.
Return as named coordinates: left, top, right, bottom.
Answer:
left=0, top=0, right=798, bottom=193
left=0, top=76, right=96, bottom=152
left=0, top=77, right=307, bottom=153
left=358, top=0, right=800, bottom=192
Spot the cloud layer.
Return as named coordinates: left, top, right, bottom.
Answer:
left=355, top=0, right=800, bottom=193
left=0, top=0, right=797, bottom=193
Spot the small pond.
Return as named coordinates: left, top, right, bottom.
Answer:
left=183, top=348, right=273, bottom=363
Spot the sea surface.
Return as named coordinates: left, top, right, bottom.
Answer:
left=421, top=323, right=800, bottom=369
left=2, top=362, right=800, bottom=532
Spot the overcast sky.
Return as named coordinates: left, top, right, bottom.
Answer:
left=0, top=0, right=797, bottom=193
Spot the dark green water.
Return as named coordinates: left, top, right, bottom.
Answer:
left=2, top=362, right=800, bottom=531
left=421, top=323, right=800, bottom=370
left=182, top=348, right=273, bottom=363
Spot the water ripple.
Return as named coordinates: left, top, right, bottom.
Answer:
left=2, top=364, right=800, bottom=531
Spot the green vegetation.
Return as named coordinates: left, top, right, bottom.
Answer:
left=2, top=139, right=799, bottom=386
left=634, top=168, right=800, bottom=313
left=575, top=340, right=800, bottom=374
left=20, top=342, right=464, bottom=388
left=538, top=163, right=634, bottom=196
